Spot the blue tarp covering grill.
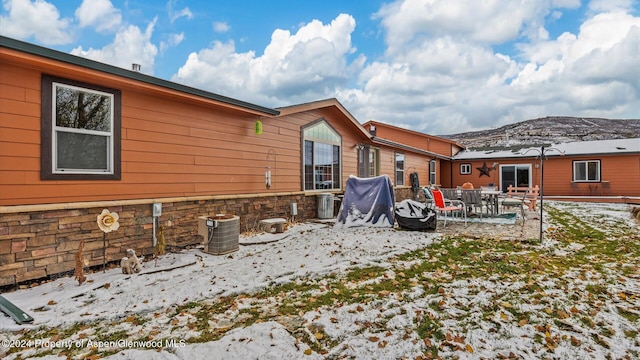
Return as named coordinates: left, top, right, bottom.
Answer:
left=334, top=175, right=395, bottom=228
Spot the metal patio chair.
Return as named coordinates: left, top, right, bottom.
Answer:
left=431, top=188, right=467, bottom=227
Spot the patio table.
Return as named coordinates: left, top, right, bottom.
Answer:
left=481, top=190, right=501, bottom=215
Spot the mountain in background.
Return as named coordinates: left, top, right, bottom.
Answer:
left=441, top=116, right=640, bottom=150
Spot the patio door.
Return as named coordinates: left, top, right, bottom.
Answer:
left=500, top=165, right=531, bottom=191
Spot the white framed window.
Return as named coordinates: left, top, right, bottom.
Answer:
left=573, top=160, right=600, bottom=182
left=395, top=153, right=405, bottom=186
left=41, top=75, right=121, bottom=180
left=460, top=163, right=471, bottom=174
left=303, top=120, right=341, bottom=190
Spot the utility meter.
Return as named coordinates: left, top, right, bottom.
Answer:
left=152, top=203, right=162, bottom=217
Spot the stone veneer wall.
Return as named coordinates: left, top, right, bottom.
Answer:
left=0, top=193, right=319, bottom=287
left=0, top=188, right=414, bottom=287
left=395, top=186, right=420, bottom=202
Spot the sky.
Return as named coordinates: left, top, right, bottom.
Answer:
left=1, top=0, right=639, bottom=135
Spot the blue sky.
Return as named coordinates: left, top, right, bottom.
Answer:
left=1, top=0, right=639, bottom=135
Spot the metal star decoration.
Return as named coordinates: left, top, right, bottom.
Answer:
left=476, top=162, right=492, bottom=177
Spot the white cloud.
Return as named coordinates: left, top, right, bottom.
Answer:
left=167, top=1, right=639, bottom=135
left=71, top=18, right=158, bottom=74
left=374, top=0, right=563, bottom=55
left=213, top=21, right=229, bottom=33
left=0, top=0, right=71, bottom=44
left=75, top=0, right=121, bottom=33
left=514, top=12, right=640, bottom=87
left=342, top=0, right=640, bottom=135
left=587, top=0, right=634, bottom=14
left=172, top=13, right=359, bottom=105
left=167, top=0, right=192, bottom=23
left=159, top=32, right=185, bottom=53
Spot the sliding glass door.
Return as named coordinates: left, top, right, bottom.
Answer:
left=500, top=165, right=531, bottom=191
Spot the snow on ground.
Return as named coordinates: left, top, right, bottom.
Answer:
left=0, top=201, right=638, bottom=359
left=0, top=223, right=438, bottom=331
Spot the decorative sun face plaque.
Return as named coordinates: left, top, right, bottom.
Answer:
left=97, top=209, right=120, bottom=233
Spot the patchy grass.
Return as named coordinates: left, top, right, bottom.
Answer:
left=3, top=202, right=639, bottom=359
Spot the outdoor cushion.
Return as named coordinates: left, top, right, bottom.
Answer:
left=502, top=198, right=523, bottom=205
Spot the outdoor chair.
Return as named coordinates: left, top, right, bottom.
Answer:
left=431, top=188, right=467, bottom=227
left=441, top=188, right=460, bottom=201
left=501, top=190, right=526, bottom=221
left=422, top=186, right=435, bottom=209
left=460, top=189, right=483, bottom=217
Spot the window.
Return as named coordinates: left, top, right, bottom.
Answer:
left=573, top=160, right=600, bottom=182
left=395, top=153, right=405, bottom=186
left=41, top=75, right=121, bottom=180
left=357, top=146, right=378, bottom=178
left=369, top=148, right=379, bottom=177
left=302, top=120, right=341, bottom=190
left=460, top=163, right=471, bottom=174
left=429, top=160, right=437, bottom=184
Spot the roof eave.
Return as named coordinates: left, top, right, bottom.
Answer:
left=373, top=137, right=451, bottom=160
left=0, top=35, right=279, bottom=116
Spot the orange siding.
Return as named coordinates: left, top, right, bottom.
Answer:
left=451, top=160, right=502, bottom=189
left=440, top=160, right=452, bottom=187
left=0, top=53, right=370, bottom=206
left=275, top=107, right=365, bottom=189
left=361, top=121, right=464, bottom=187
left=365, top=121, right=463, bottom=157
left=542, top=155, right=640, bottom=196
left=451, top=155, right=640, bottom=196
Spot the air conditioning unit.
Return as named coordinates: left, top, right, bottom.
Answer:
left=198, top=214, right=239, bottom=255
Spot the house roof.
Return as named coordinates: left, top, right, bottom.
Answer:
left=276, top=98, right=372, bottom=141
left=362, top=120, right=467, bottom=149
left=371, top=137, right=452, bottom=160
left=0, top=35, right=279, bottom=116
left=453, top=138, right=640, bottom=160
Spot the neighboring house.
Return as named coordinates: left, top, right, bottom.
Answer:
left=0, top=36, right=436, bottom=286
left=451, top=138, right=640, bottom=199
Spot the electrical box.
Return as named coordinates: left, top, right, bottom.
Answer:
left=152, top=203, right=162, bottom=217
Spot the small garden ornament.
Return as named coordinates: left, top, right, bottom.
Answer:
left=121, top=249, right=143, bottom=274
left=97, top=209, right=120, bottom=272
